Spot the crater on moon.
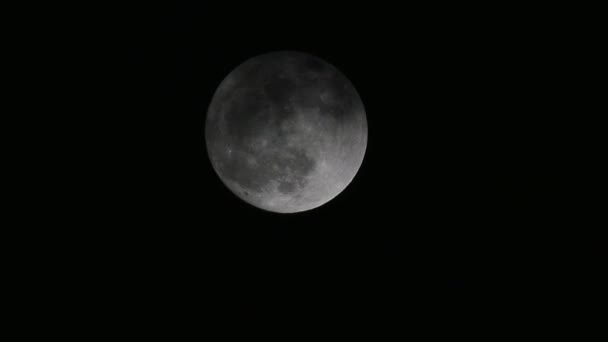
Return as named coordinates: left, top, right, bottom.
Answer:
left=206, top=51, right=367, bottom=213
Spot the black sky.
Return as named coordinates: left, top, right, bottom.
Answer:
left=94, top=2, right=602, bottom=331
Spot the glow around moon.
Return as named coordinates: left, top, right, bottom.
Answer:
left=205, top=51, right=367, bottom=213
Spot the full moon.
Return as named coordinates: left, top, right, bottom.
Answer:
left=205, top=51, right=367, bottom=213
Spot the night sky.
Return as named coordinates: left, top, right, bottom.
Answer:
left=99, top=2, right=601, bottom=332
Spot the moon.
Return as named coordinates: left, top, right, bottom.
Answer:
left=205, top=51, right=367, bottom=213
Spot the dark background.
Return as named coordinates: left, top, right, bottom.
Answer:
left=73, top=2, right=602, bottom=332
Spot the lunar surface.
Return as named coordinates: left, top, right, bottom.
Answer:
left=205, top=51, right=367, bottom=213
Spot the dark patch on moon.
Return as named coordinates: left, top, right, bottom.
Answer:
left=278, top=181, right=296, bottom=194
left=222, top=88, right=273, bottom=145
left=263, top=77, right=297, bottom=105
